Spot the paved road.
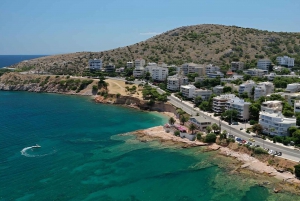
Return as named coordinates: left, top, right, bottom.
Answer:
left=168, top=95, right=300, bottom=162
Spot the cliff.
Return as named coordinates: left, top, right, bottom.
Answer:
left=0, top=72, right=97, bottom=96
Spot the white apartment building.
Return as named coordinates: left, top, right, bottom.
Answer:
left=104, top=63, right=115, bottom=72
left=276, top=56, right=295, bottom=67
left=213, top=85, right=224, bottom=95
left=239, top=80, right=256, bottom=97
left=167, top=75, right=189, bottom=91
left=151, top=67, right=168, bottom=81
left=259, top=111, right=296, bottom=136
left=206, top=64, right=220, bottom=73
left=226, top=97, right=250, bottom=121
left=193, top=89, right=212, bottom=100
left=89, top=59, right=102, bottom=70
left=231, top=62, right=244, bottom=72
left=261, top=101, right=282, bottom=113
left=212, top=94, right=236, bottom=114
left=126, top=61, right=134, bottom=68
left=245, top=69, right=268, bottom=77
left=257, top=59, right=271, bottom=71
left=135, top=58, right=145, bottom=68
left=180, top=85, right=196, bottom=98
left=285, top=83, right=300, bottom=93
left=294, top=100, right=300, bottom=113
left=254, top=82, right=274, bottom=101
left=207, top=71, right=224, bottom=78
left=181, top=63, right=203, bottom=75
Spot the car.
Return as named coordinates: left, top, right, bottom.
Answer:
left=240, top=128, right=243, bottom=130
left=241, top=140, right=246, bottom=144
left=232, top=122, right=239, bottom=125
left=249, top=138, right=255, bottom=142
left=255, top=144, right=260, bottom=147
left=247, top=142, right=252, bottom=146
left=277, top=152, right=282, bottom=156
left=235, top=137, right=242, bottom=142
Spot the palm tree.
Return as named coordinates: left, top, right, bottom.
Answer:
left=189, top=123, right=197, bottom=134
left=169, top=117, right=175, bottom=125
left=180, top=115, right=187, bottom=125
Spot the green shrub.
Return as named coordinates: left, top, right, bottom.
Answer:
left=55, top=75, right=59, bottom=78
left=92, top=85, right=98, bottom=91
left=295, top=164, right=300, bottom=178
left=174, top=130, right=180, bottom=136
left=205, top=133, right=217, bottom=143
left=249, top=120, right=257, bottom=125
left=254, top=147, right=268, bottom=154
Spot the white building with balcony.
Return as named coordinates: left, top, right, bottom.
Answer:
left=294, top=100, right=300, bottom=113
left=104, top=63, right=115, bottom=72
left=226, top=97, right=250, bottom=121
left=239, top=80, right=256, bottom=97
left=206, top=64, right=220, bottom=73
left=167, top=75, right=189, bottom=91
left=259, top=111, right=296, bottom=136
left=231, top=62, right=244, bottom=72
left=245, top=68, right=268, bottom=77
left=285, top=83, right=300, bottom=93
left=126, top=61, right=134, bottom=68
left=180, top=85, right=196, bottom=98
left=193, top=89, right=212, bottom=100
left=212, top=94, right=236, bottom=114
left=276, top=56, right=295, bottom=67
left=254, top=82, right=274, bottom=100
left=213, top=85, right=224, bottom=95
left=89, top=59, right=102, bottom=70
left=151, top=67, right=168, bottom=81
left=257, top=59, right=271, bottom=71
left=261, top=101, right=282, bottom=113
left=135, top=58, right=145, bottom=68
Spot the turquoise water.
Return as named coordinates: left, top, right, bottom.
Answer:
left=0, top=91, right=298, bottom=201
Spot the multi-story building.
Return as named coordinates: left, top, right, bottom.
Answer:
left=259, top=111, right=296, bottom=136
left=254, top=82, right=274, bottom=100
left=134, top=58, right=145, bottom=68
left=245, top=68, right=268, bottom=77
left=189, top=116, right=212, bottom=131
left=207, top=71, right=224, bottom=78
left=261, top=101, right=282, bottom=113
left=126, top=61, right=134, bottom=68
left=213, top=85, right=224, bottom=95
left=226, top=97, right=251, bottom=121
left=181, top=63, right=203, bottom=75
left=193, top=89, right=212, bottom=100
left=151, top=67, right=168, bottom=81
left=231, top=62, right=244, bottom=72
left=115, top=67, right=125, bottom=73
left=180, top=85, right=196, bottom=98
left=212, top=94, right=236, bottom=114
left=239, top=80, right=256, bottom=97
left=285, top=83, right=300, bottom=93
left=276, top=56, right=295, bottom=67
left=104, top=63, right=115, bottom=72
left=89, top=59, right=102, bottom=70
left=276, top=92, right=300, bottom=106
left=167, top=75, right=189, bottom=91
left=206, top=64, right=220, bottom=73
left=257, top=59, right=271, bottom=71
left=294, top=100, right=300, bottom=113
left=194, top=66, right=206, bottom=76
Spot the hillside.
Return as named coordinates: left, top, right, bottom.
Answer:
left=11, top=24, right=300, bottom=74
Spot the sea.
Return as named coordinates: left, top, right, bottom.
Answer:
left=0, top=91, right=299, bottom=201
left=0, top=55, right=47, bottom=68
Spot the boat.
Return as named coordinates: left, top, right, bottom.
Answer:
left=31, top=144, right=41, bottom=148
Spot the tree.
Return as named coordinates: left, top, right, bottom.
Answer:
left=252, top=123, right=263, bottom=134
left=211, top=123, right=220, bottom=133
left=292, top=130, right=300, bottom=145
left=221, top=109, right=238, bottom=122
left=169, top=117, right=175, bottom=125
left=249, top=103, right=261, bottom=120
left=294, top=164, right=300, bottom=178
left=205, top=133, right=217, bottom=143
left=174, top=130, right=180, bottom=136
left=189, top=123, right=197, bottom=134
left=196, top=132, right=203, bottom=140
left=199, top=101, right=209, bottom=111
left=283, top=109, right=294, bottom=117
left=243, top=74, right=251, bottom=81
left=194, top=96, right=203, bottom=105
left=241, top=92, right=249, bottom=99
left=220, top=130, right=228, bottom=140
left=144, top=72, right=151, bottom=80
left=223, top=86, right=232, bottom=93
left=180, top=115, right=188, bottom=125
left=206, top=126, right=212, bottom=133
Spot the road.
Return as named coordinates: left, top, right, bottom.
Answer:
left=168, top=94, right=300, bottom=162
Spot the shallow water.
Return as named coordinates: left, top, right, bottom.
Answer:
left=0, top=91, right=299, bottom=200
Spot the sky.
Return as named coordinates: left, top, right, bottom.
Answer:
left=1, top=0, right=300, bottom=55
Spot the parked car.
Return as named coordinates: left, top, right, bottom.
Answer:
left=277, top=152, right=282, bottom=156
left=249, top=138, right=255, bottom=142
left=240, top=128, right=243, bottom=130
